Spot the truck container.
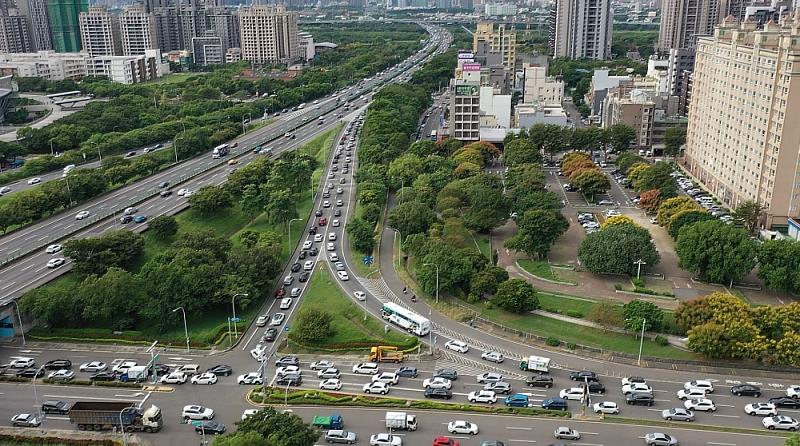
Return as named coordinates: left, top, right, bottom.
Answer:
left=385, top=412, right=417, bottom=431
left=312, top=413, right=343, bottom=429
left=369, top=346, right=405, bottom=363
left=120, top=365, right=149, bottom=382
left=519, top=355, right=551, bottom=373
left=212, top=144, right=230, bottom=159
left=68, top=402, right=162, bottom=432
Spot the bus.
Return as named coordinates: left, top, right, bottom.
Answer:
left=211, top=144, right=230, bottom=159
left=429, top=130, right=437, bottom=141
left=382, top=302, right=431, bottom=336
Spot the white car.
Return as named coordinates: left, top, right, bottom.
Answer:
left=337, top=271, right=349, bottom=281
left=280, top=298, right=292, bottom=310
left=48, top=369, right=75, bottom=381
left=182, top=405, right=214, bottom=421
left=354, top=291, right=366, bottom=301
left=684, top=380, right=714, bottom=393
left=270, top=313, right=285, bottom=326
left=332, top=219, right=340, bottom=227
left=45, top=244, right=63, bottom=254
left=177, top=188, right=189, bottom=196
left=79, top=361, right=107, bottom=372
left=423, top=377, right=452, bottom=390
left=11, top=413, right=40, bottom=427
left=372, top=372, right=399, bottom=385
left=317, top=368, right=340, bottom=379
left=310, top=360, right=335, bottom=370
left=468, top=390, right=497, bottom=404
left=160, top=372, right=188, bottom=384
left=745, top=403, right=777, bottom=416
left=237, top=372, right=263, bottom=385
left=786, top=385, right=800, bottom=398
left=75, top=210, right=90, bottom=220
left=320, top=378, right=342, bottom=391
left=481, top=351, right=504, bottom=363
left=191, top=372, right=218, bottom=385
left=313, top=234, right=324, bottom=242
left=677, top=387, right=708, bottom=400
left=255, top=315, right=268, bottom=327
left=622, top=382, right=653, bottom=395
left=112, top=361, right=136, bottom=373
left=46, top=258, right=65, bottom=269
left=477, top=372, right=504, bottom=384
left=241, top=409, right=259, bottom=421
left=302, top=240, right=313, bottom=250
left=560, top=387, right=585, bottom=401
left=304, top=260, right=314, bottom=270
left=352, top=363, right=379, bottom=374
left=250, top=344, right=267, bottom=361
left=447, top=420, right=479, bottom=435
left=276, top=366, right=301, bottom=376
left=444, top=340, right=469, bottom=353
left=763, top=415, right=799, bottom=430
left=593, top=401, right=620, bottom=414
left=370, top=433, right=402, bottom=446
left=684, top=398, right=716, bottom=412
left=363, top=381, right=390, bottom=394
left=27, top=177, right=41, bottom=185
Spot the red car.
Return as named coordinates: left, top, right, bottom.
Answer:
left=433, top=437, right=459, bottom=446
left=318, top=217, right=328, bottom=226
left=274, top=287, right=286, bottom=298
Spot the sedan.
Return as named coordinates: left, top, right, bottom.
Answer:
left=337, top=271, right=349, bottom=281
left=270, top=313, right=286, bottom=326
left=255, top=315, right=268, bottom=327
left=191, top=372, right=218, bottom=385
left=745, top=402, right=777, bottom=416
left=354, top=291, right=366, bottom=301
left=731, top=384, right=761, bottom=397
left=425, top=388, right=453, bottom=399
left=320, top=378, right=343, bottom=391
left=643, top=432, right=678, bottom=446
left=206, top=365, right=232, bottom=376
left=370, top=433, right=402, bottom=446
left=559, top=387, right=585, bottom=401
left=275, top=356, right=300, bottom=367
left=276, top=365, right=301, bottom=376
left=16, top=368, right=45, bottom=378
left=299, top=271, right=310, bottom=282
left=477, top=373, right=504, bottom=384
left=291, top=262, right=302, bottom=272
left=47, top=258, right=65, bottom=269
left=261, top=328, right=277, bottom=342
left=396, top=366, right=418, bottom=378
left=684, top=398, right=716, bottom=412
left=47, top=369, right=75, bottom=381
left=444, top=340, right=469, bottom=353
left=423, top=377, right=452, bottom=390
left=769, top=397, right=800, bottom=409
left=317, top=367, right=340, bottom=379
left=310, top=360, right=335, bottom=370
left=448, top=420, right=479, bottom=435
left=468, top=390, right=497, bottom=404
left=44, top=359, right=72, bottom=370
left=661, top=407, right=694, bottom=421
left=27, top=177, right=41, bottom=185
left=237, top=373, right=263, bottom=385
left=160, top=372, right=187, bottom=384
left=525, top=375, right=553, bottom=388
left=363, top=381, right=390, bottom=395
left=75, top=210, right=90, bottom=220
left=484, top=381, right=512, bottom=394
left=762, top=415, right=799, bottom=430
left=553, top=426, right=580, bottom=440
left=280, top=298, right=292, bottom=310
left=325, top=430, right=357, bottom=444
left=623, top=382, right=653, bottom=395
left=11, top=413, right=40, bottom=427
left=570, top=370, right=598, bottom=381
left=481, top=351, right=504, bottom=363
left=194, top=420, right=225, bottom=435
left=45, top=244, right=63, bottom=254
left=593, top=401, right=620, bottom=414
left=182, top=405, right=214, bottom=421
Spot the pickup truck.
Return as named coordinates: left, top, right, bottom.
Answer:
left=312, top=413, right=343, bottom=429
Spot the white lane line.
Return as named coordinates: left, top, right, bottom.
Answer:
left=21, top=263, right=36, bottom=270
left=708, top=443, right=736, bottom=446
left=712, top=414, right=740, bottom=418
left=43, top=394, right=138, bottom=401
left=507, top=427, right=532, bottom=430
left=579, top=431, right=599, bottom=435
left=1, top=281, right=16, bottom=289
left=508, top=440, right=536, bottom=443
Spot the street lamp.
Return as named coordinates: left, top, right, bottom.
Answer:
left=231, top=293, right=249, bottom=341
left=172, top=307, right=190, bottom=353
left=12, top=301, right=25, bottom=346
left=637, top=318, right=646, bottom=366
left=119, top=408, right=129, bottom=446
left=633, top=259, right=647, bottom=280
left=287, top=217, right=303, bottom=247
left=424, top=263, right=440, bottom=304
left=31, top=365, right=46, bottom=423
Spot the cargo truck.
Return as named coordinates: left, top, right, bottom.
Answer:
left=68, top=402, right=162, bottom=432
left=368, top=346, right=405, bottom=363
left=120, top=365, right=149, bottom=382
left=519, top=355, right=551, bottom=373
left=385, top=412, right=417, bottom=431
left=312, top=413, right=343, bottom=429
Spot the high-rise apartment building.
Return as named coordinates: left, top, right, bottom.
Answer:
left=119, top=3, right=155, bottom=56
left=550, top=0, right=612, bottom=59
left=48, top=0, right=89, bottom=52
left=16, top=0, right=51, bottom=50
left=683, top=15, right=800, bottom=229
left=238, top=6, right=299, bottom=65
left=657, top=0, right=721, bottom=51
left=205, top=6, right=239, bottom=51
left=473, top=22, right=516, bottom=71
left=79, top=5, right=120, bottom=57
left=0, top=10, right=33, bottom=53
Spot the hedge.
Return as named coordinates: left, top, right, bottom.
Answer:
left=0, top=434, right=116, bottom=445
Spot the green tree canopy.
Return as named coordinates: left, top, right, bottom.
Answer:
left=578, top=223, right=660, bottom=275
left=493, top=278, right=539, bottom=313
left=505, top=209, right=568, bottom=259
left=676, top=220, right=757, bottom=284
left=622, top=299, right=664, bottom=332
left=388, top=200, right=438, bottom=236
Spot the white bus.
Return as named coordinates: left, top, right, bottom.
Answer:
left=382, top=302, right=431, bottom=336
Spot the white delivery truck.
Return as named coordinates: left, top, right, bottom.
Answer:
left=519, top=355, right=551, bottom=373
left=121, top=365, right=149, bottom=382
left=385, top=412, right=417, bottom=431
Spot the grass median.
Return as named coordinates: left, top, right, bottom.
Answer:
left=518, top=259, right=577, bottom=285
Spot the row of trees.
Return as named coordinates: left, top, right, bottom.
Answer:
left=213, top=408, right=319, bottom=446
left=504, top=123, right=638, bottom=161
left=560, top=151, right=611, bottom=201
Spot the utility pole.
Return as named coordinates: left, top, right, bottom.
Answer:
left=633, top=259, right=647, bottom=280
left=637, top=318, right=646, bottom=366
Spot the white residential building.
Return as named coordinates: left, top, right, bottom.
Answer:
left=119, top=3, right=156, bottom=56
left=238, top=5, right=299, bottom=65
left=522, top=64, right=563, bottom=104
left=0, top=50, right=165, bottom=83
left=79, top=5, right=120, bottom=57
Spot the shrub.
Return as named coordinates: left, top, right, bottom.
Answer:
left=614, top=284, right=623, bottom=290
left=631, top=277, right=645, bottom=288
left=565, top=310, right=583, bottom=318
left=654, top=335, right=670, bottom=346
left=566, top=342, right=577, bottom=350
left=546, top=337, right=560, bottom=346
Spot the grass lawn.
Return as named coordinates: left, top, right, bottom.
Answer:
left=518, top=259, right=577, bottom=284
left=537, top=292, right=596, bottom=316
left=289, top=264, right=417, bottom=352
left=146, top=73, right=194, bottom=84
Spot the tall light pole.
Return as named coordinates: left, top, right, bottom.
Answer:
left=31, top=365, right=46, bottom=423
left=637, top=318, right=646, bottom=366
left=634, top=259, right=647, bottom=280
left=394, top=229, right=402, bottom=268
left=424, top=263, right=439, bottom=303
left=231, top=293, right=249, bottom=340
left=172, top=307, right=190, bottom=353
left=287, top=217, right=303, bottom=248
left=119, top=409, right=129, bottom=446
left=13, top=301, right=25, bottom=346
left=64, top=175, right=74, bottom=207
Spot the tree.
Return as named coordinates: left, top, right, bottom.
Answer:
left=173, top=229, right=231, bottom=260
left=452, top=147, right=485, bottom=168
left=292, top=308, right=333, bottom=345
left=663, top=127, right=686, bottom=157
left=756, top=240, right=800, bottom=294
left=731, top=200, right=764, bottom=234
left=188, top=185, right=232, bottom=216
left=676, top=220, right=757, bottom=284
left=638, top=189, right=662, bottom=214
left=19, top=286, right=84, bottom=328
left=626, top=163, right=650, bottom=188
left=561, top=158, right=595, bottom=178
left=505, top=163, right=546, bottom=196
left=674, top=297, right=715, bottom=333
left=463, top=183, right=509, bottom=233
left=79, top=268, right=140, bottom=330
left=148, top=215, right=178, bottom=240
left=571, top=169, right=610, bottom=200
left=347, top=217, right=375, bottom=254
left=600, top=215, right=635, bottom=229
left=622, top=299, right=664, bottom=332
left=667, top=209, right=713, bottom=238
left=388, top=200, right=437, bottom=236
left=578, top=223, right=660, bottom=275
left=470, top=269, right=500, bottom=298
left=361, top=203, right=382, bottom=225
left=656, top=196, right=699, bottom=226
left=222, top=407, right=321, bottom=446
left=636, top=162, right=676, bottom=198
left=387, top=153, right=425, bottom=189
left=503, top=138, right=541, bottom=166
left=264, top=188, right=297, bottom=224
left=416, top=242, right=476, bottom=294
left=605, top=123, right=636, bottom=153
left=586, top=300, right=623, bottom=331
left=493, top=279, right=539, bottom=313
left=513, top=190, right=562, bottom=213
left=64, top=230, right=145, bottom=276
left=504, top=209, right=568, bottom=259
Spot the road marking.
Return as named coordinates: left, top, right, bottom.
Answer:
left=708, top=443, right=736, bottom=446
left=508, top=440, right=536, bottom=443
left=579, top=431, right=599, bottom=435
left=712, top=414, right=740, bottom=418
left=507, top=427, right=532, bottom=430
left=46, top=416, right=70, bottom=421
left=43, top=394, right=138, bottom=401
left=717, top=404, right=737, bottom=408
left=1, top=281, right=16, bottom=289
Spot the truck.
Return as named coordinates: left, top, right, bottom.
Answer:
left=519, top=355, right=551, bottom=373
left=312, top=413, right=343, bottom=429
left=120, top=365, right=149, bottom=382
left=368, top=346, right=405, bottom=363
left=68, top=402, right=163, bottom=432
left=385, top=411, right=417, bottom=431
left=211, top=144, right=230, bottom=159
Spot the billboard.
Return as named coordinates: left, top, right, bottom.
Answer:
left=455, top=84, right=479, bottom=96
left=457, top=51, right=475, bottom=60
left=462, top=63, right=481, bottom=72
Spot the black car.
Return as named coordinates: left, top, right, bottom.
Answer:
left=120, top=215, right=134, bottom=224
left=195, top=420, right=226, bottom=435
left=160, top=190, right=172, bottom=197
left=315, top=209, right=323, bottom=217
left=769, top=397, right=800, bottom=409
left=525, top=375, right=553, bottom=388
left=570, top=370, right=598, bottom=381
left=275, top=356, right=300, bottom=367
left=16, top=368, right=45, bottom=378
left=731, top=384, right=761, bottom=397
left=41, top=400, right=71, bottom=414
left=587, top=381, right=606, bottom=394
left=435, top=368, right=458, bottom=381
left=334, top=209, right=341, bottom=217
left=625, top=392, right=655, bottom=406
left=299, top=271, right=310, bottom=282
left=43, top=359, right=72, bottom=370
left=206, top=365, right=233, bottom=376
left=158, top=181, right=169, bottom=188
left=90, top=372, right=117, bottom=382
left=424, top=387, right=453, bottom=399
left=153, top=363, right=170, bottom=376
left=290, top=262, right=301, bottom=273
left=275, top=375, right=302, bottom=386
left=396, top=367, right=418, bottom=378
left=262, top=328, right=277, bottom=342
left=308, top=247, right=319, bottom=256
left=309, top=227, right=317, bottom=235
left=298, top=251, right=308, bottom=260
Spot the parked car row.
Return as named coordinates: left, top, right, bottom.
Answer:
left=671, top=171, right=733, bottom=223
left=577, top=212, right=600, bottom=233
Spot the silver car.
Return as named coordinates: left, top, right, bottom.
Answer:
left=661, top=407, right=694, bottom=422
left=643, top=432, right=678, bottom=446
left=325, top=430, right=357, bottom=444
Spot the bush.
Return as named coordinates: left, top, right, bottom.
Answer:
left=614, top=284, right=623, bottom=290
left=654, top=335, right=670, bottom=346
left=631, top=277, right=645, bottom=288
left=566, top=342, right=577, bottom=350
left=565, top=310, right=583, bottom=318
left=546, top=336, right=560, bottom=346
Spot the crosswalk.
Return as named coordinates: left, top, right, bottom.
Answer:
left=437, top=351, right=526, bottom=380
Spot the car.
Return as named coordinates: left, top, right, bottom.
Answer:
left=206, top=365, right=232, bottom=376
left=195, top=420, right=225, bottom=435
left=352, top=362, right=380, bottom=374
left=47, top=369, right=75, bottom=381
left=643, top=432, right=678, bottom=446
left=323, top=200, right=331, bottom=208
left=661, top=407, right=694, bottom=421
left=786, top=385, right=800, bottom=398
left=448, top=420, right=479, bottom=435
left=593, top=401, right=620, bottom=414
left=255, top=315, right=268, bottom=327
left=191, top=372, right=218, bottom=385
left=334, top=262, right=346, bottom=271
left=325, top=430, right=357, bottom=444
left=125, top=151, right=136, bottom=157
left=160, top=190, right=172, bottom=197
left=334, top=209, right=341, bottom=217
left=477, top=372, right=504, bottom=384
left=433, top=437, right=460, bottom=446
left=237, top=372, right=263, bottom=385
left=241, top=409, right=259, bottom=421
left=0, top=186, right=10, bottom=194
left=290, top=287, right=301, bottom=298
left=11, top=413, right=41, bottom=427
left=336, top=200, right=343, bottom=207
left=270, top=313, right=286, bottom=326
left=769, top=397, right=800, bottom=409
left=45, top=244, right=63, bottom=254
left=124, top=207, right=138, bottom=215
left=363, top=381, right=390, bottom=394
left=762, top=415, right=799, bottom=430
left=424, top=387, right=453, bottom=399
left=481, top=351, right=504, bottom=363
left=677, top=387, right=708, bottom=400
left=291, top=261, right=302, bottom=272
left=745, top=402, right=777, bottom=416
left=504, top=393, right=530, bottom=407
left=424, top=376, right=452, bottom=389
left=75, top=210, right=90, bottom=220
left=250, top=344, right=267, bottom=360
left=553, top=426, right=580, bottom=440
left=524, top=374, right=553, bottom=388
left=283, top=275, right=294, bottom=286
left=160, top=371, right=188, bottom=384
left=332, top=219, right=340, bottom=227
left=275, top=356, right=299, bottom=367
left=299, top=271, right=310, bottom=282
left=310, top=360, right=335, bottom=370
left=304, top=260, right=314, bottom=270
left=684, top=398, right=716, bottom=412
left=158, top=181, right=169, bottom=188
left=16, top=368, right=45, bottom=378
left=327, top=242, right=335, bottom=251
left=468, top=390, right=497, bottom=404
left=354, top=291, right=366, bottom=301
left=559, top=387, right=585, bottom=401
left=626, top=392, right=655, bottom=406
left=319, top=217, right=328, bottom=226
left=320, top=378, right=343, bottom=390
left=318, top=367, right=340, bottom=379
left=27, top=177, right=41, bottom=184
left=372, top=371, right=399, bottom=385
left=623, top=382, right=653, bottom=395
left=396, top=366, right=418, bottom=378
left=44, top=359, right=72, bottom=370
left=275, top=375, right=302, bottom=386
left=370, top=433, right=402, bottom=446
left=120, top=215, right=134, bottom=224
left=684, top=380, right=714, bottom=393
left=276, top=365, right=301, bottom=377
left=587, top=381, right=606, bottom=394
left=41, top=400, right=71, bottom=414
left=279, top=297, right=292, bottom=310
left=570, top=370, right=598, bottom=381
left=731, top=384, right=761, bottom=397
left=47, top=258, right=65, bottom=268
